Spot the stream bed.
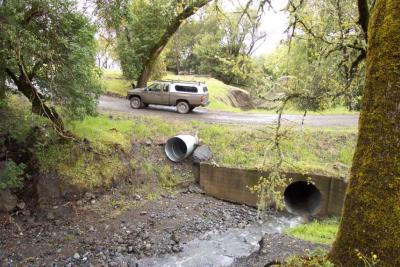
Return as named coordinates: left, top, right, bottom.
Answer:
left=137, top=214, right=301, bottom=267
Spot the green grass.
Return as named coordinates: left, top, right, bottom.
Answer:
left=99, top=112, right=356, bottom=176
left=101, top=69, right=133, bottom=97
left=3, top=93, right=356, bottom=191
left=68, top=115, right=135, bottom=150
left=285, top=218, right=339, bottom=245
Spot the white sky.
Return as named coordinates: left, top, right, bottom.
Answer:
left=78, top=0, right=289, bottom=57
left=221, top=0, right=289, bottom=56
left=254, top=0, right=289, bottom=56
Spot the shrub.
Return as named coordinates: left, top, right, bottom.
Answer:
left=0, top=160, right=25, bottom=190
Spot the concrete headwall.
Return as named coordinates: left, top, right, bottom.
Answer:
left=199, top=163, right=348, bottom=216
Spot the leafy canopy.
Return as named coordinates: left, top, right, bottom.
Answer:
left=116, top=0, right=169, bottom=80
left=0, top=0, right=102, bottom=120
left=164, top=5, right=266, bottom=87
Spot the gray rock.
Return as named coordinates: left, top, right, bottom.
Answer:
left=193, top=145, right=212, bottom=163
left=73, top=252, right=80, bottom=260
left=22, top=209, right=31, bottom=216
left=0, top=189, right=18, bottom=212
left=171, top=232, right=180, bottom=243
left=133, top=194, right=142, bottom=201
left=117, top=246, right=126, bottom=253
left=188, top=184, right=204, bottom=194
left=84, top=192, right=95, bottom=201
left=17, top=202, right=26, bottom=210
left=172, top=245, right=183, bottom=253
left=46, top=212, right=55, bottom=220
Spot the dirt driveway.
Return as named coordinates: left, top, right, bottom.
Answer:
left=98, top=96, right=358, bottom=127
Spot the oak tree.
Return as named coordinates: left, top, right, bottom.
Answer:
left=0, top=0, right=101, bottom=134
left=329, top=0, right=400, bottom=265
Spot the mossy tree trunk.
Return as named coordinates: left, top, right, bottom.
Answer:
left=329, top=0, right=400, bottom=266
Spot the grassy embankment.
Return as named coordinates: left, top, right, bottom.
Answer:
left=3, top=94, right=356, bottom=198
left=101, top=70, right=357, bottom=115
left=71, top=111, right=357, bottom=178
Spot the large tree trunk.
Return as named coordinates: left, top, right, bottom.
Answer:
left=19, top=79, right=66, bottom=135
left=5, top=68, right=66, bottom=135
left=175, top=30, right=181, bottom=75
left=329, top=0, right=400, bottom=266
left=136, top=0, right=211, bottom=88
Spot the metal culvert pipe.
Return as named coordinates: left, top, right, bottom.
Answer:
left=284, top=181, right=322, bottom=216
left=165, top=135, right=198, bottom=162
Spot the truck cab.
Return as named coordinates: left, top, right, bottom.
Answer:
left=127, top=80, right=209, bottom=114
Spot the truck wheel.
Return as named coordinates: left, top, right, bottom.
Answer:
left=130, top=96, right=142, bottom=109
left=177, top=101, right=190, bottom=114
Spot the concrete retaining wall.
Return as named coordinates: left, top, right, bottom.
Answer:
left=199, top=163, right=348, bottom=216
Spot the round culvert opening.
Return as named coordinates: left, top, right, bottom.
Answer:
left=284, top=181, right=322, bottom=216
left=165, top=137, right=188, bottom=162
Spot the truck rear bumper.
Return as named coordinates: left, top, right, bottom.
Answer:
left=201, top=101, right=210, bottom=107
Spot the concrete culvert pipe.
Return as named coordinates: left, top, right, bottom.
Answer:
left=165, top=135, right=198, bottom=162
left=284, top=181, right=322, bottom=216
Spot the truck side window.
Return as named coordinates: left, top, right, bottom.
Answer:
left=175, top=85, right=198, bottom=93
left=148, top=83, right=161, bottom=92
left=164, top=85, right=169, bottom=92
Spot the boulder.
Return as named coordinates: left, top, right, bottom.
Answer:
left=0, top=189, right=18, bottom=212
left=193, top=145, right=212, bottom=163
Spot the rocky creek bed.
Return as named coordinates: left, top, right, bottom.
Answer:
left=0, top=185, right=328, bottom=267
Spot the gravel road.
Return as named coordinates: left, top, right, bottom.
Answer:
left=99, top=96, right=359, bottom=127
